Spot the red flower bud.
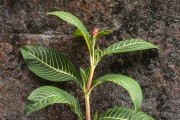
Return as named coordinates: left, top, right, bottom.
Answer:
left=92, top=28, right=99, bottom=36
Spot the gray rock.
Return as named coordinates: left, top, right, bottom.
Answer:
left=0, top=0, right=179, bottom=120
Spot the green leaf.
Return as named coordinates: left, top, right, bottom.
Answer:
left=98, top=107, right=154, bottom=120
left=93, top=111, right=99, bottom=120
left=94, top=74, right=142, bottom=110
left=20, top=46, right=81, bottom=85
left=47, top=11, right=92, bottom=55
left=73, top=28, right=83, bottom=37
left=93, top=30, right=112, bottom=41
left=99, top=39, right=159, bottom=61
left=94, top=46, right=103, bottom=66
left=25, top=86, right=83, bottom=119
left=79, top=67, right=88, bottom=86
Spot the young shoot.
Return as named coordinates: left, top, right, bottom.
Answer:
left=20, top=11, right=159, bottom=120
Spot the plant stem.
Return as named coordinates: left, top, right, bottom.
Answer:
left=86, top=66, right=95, bottom=92
left=85, top=40, right=96, bottom=120
left=85, top=95, right=91, bottom=120
left=85, top=66, right=95, bottom=120
left=85, top=64, right=95, bottom=120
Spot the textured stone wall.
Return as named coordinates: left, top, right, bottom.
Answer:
left=0, top=0, right=180, bottom=120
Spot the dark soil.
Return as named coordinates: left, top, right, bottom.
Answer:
left=0, top=0, right=180, bottom=120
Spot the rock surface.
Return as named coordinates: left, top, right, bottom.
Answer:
left=0, top=0, right=180, bottom=120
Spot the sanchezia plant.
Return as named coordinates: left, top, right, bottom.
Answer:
left=20, top=11, right=159, bottom=120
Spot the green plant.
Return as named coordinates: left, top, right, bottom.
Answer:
left=20, top=11, right=159, bottom=120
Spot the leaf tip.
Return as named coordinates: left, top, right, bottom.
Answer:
left=46, top=11, right=60, bottom=16
left=46, top=12, right=54, bottom=16
left=24, top=107, right=30, bottom=116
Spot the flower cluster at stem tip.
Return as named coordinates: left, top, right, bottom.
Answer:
left=92, top=28, right=99, bottom=37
